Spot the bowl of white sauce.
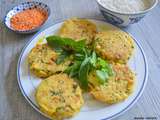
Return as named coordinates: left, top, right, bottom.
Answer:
left=96, top=0, right=158, bottom=26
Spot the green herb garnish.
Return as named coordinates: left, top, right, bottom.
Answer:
left=78, top=57, right=91, bottom=90
left=65, top=61, right=81, bottom=77
left=46, top=35, right=114, bottom=90
left=56, top=51, right=70, bottom=64
left=46, top=35, right=85, bottom=52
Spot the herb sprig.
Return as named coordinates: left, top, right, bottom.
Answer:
left=46, top=35, right=114, bottom=90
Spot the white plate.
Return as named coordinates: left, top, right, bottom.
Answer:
left=17, top=19, right=148, bottom=120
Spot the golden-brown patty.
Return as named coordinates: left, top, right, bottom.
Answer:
left=28, top=44, right=70, bottom=78
left=95, top=31, right=134, bottom=63
left=59, top=18, right=97, bottom=45
left=89, top=63, right=135, bottom=104
left=35, top=74, right=84, bottom=120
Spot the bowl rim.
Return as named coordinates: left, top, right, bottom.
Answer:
left=4, top=1, right=50, bottom=33
left=96, top=0, right=158, bottom=15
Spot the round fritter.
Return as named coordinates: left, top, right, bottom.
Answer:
left=89, top=63, right=135, bottom=104
left=28, top=44, right=70, bottom=78
left=95, top=31, right=134, bottom=63
left=35, top=74, right=84, bottom=120
left=58, top=18, right=97, bottom=45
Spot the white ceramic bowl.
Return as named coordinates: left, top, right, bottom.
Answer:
left=4, top=1, right=50, bottom=34
left=96, top=0, right=158, bottom=27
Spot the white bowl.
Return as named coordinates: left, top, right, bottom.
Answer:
left=96, top=0, right=158, bottom=27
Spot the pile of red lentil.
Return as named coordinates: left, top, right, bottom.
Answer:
left=10, top=8, right=48, bottom=31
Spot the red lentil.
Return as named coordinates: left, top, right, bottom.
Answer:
left=10, top=8, right=48, bottom=31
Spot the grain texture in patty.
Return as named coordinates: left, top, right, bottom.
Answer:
left=59, top=18, right=97, bottom=45
left=35, top=74, right=84, bottom=120
left=28, top=44, right=70, bottom=78
left=89, top=63, right=135, bottom=104
left=95, top=31, right=134, bottom=63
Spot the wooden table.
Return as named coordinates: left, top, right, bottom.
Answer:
left=0, top=0, right=160, bottom=120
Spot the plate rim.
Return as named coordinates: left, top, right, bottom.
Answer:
left=17, top=18, right=148, bottom=120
